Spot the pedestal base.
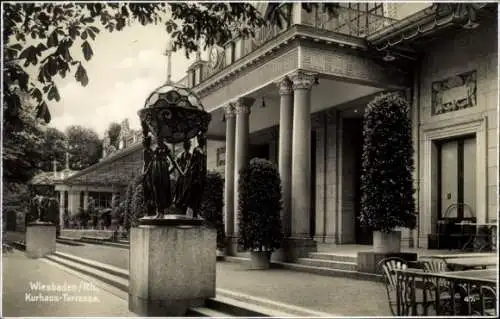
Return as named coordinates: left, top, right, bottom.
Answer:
left=356, top=251, right=418, bottom=274
left=26, top=223, right=56, bottom=259
left=224, top=236, right=240, bottom=256
left=129, top=223, right=216, bottom=316
left=271, top=237, right=317, bottom=262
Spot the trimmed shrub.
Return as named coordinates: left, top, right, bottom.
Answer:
left=359, top=92, right=417, bottom=233
left=238, top=158, right=283, bottom=252
left=200, top=171, right=225, bottom=250
left=130, top=182, right=145, bottom=227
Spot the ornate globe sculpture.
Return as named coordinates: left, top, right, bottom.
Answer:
left=138, top=84, right=211, bottom=225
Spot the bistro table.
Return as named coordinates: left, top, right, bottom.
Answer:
left=439, top=269, right=497, bottom=282
left=445, top=256, right=497, bottom=270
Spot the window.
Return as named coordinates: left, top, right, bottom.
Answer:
left=191, top=70, right=196, bottom=87
left=195, top=67, right=201, bottom=84
left=64, top=191, right=68, bottom=209
left=88, top=192, right=113, bottom=209
left=216, top=147, right=226, bottom=167
left=224, top=42, right=236, bottom=66
left=80, top=191, right=84, bottom=209
left=234, top=39, right=242, bottom=61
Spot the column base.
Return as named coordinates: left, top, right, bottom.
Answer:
left=224, top=236, right=240, bottom=256
left=129, top=224, right=216, bottom=316
left=271, top=237, right=317, bottom=262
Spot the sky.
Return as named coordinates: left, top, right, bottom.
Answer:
left=47, top=22, right=203, bottom=138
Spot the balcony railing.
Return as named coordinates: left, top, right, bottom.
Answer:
left=200, top=6, right=397, bottom=83
left=301, top=6, right=397, bottom=38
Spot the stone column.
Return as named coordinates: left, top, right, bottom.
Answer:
left=277, top=76, right=294, bottom=237
left=224, top=103, right=236, bottom=238
left=233, top=97, right=254, bottom=235
left=59, top=190, right=66, bottom=229
left=290, top=71, right=316, bottom=239
left=83, top=191, right=89, bottom=210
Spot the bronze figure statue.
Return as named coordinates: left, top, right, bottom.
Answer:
left=137, top=83, right=211, bottom=223
left=173, top=139, right=193, bottom=214
left=184, top=134, right=207, bottom=218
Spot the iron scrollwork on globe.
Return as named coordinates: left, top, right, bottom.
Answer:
left=138, top=84, right=212, bottom=225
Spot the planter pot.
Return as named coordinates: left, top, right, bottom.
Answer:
left=250, top=251, right=272, bottom=269
left=373, top=230, right=401, bottom=253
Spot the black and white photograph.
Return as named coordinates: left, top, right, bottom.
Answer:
left=1, top=1, right=499, bottom=317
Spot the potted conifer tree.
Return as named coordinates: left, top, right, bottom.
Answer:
left=238, top=158, right=283, bottom=269
left=200, top=171, right=225, bottom=257
left=359, top=92, right=417, bottom=253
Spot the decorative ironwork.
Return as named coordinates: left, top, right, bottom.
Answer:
left=432, top=70, right=477, bottom=115
left=301, top=6, right=397, bottom=38
left=138, top=84, right=211, bottom=224
left=395, top=269, right=497, bottom=316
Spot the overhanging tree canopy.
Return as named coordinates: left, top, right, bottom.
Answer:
left=3, top=2, right=340, bottom=126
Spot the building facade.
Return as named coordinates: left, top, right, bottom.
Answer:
left=55, top=3, right=498, bottom=256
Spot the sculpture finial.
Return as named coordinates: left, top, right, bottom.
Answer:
left=164, top=39, right=174, bottom=84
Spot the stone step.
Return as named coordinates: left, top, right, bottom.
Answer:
left=46, top=252, right=297, bottom=317
left=223, top=256, right=381, bottom=282
left=216, top=288, right=336, bottom=317
left=45, top=254, right=129, bottom=292
left=205, top=296, right=292, bottom=317
left=186, top=306, right=234, bottom=317
left=277, top=262, right=382, bottom=282
left=56, top=238, right=85, bottom=246
left=78, top=238, right=129, bottom=249
left=308, top=252, right=357, bottom=263
left=296, top=258, right=357, bottom=271
left=52, top=251, right=129, bottom=279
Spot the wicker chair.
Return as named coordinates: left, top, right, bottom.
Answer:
left=422, top=257, right=449, bottom=273
left=377, top=257, right=409, bottom=316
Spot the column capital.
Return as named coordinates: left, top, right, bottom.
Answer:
left=234, top=97, right=255, bottom=115
left=276, top=76, right=293, bottom=96
left=290, top=70, right=317, bottom=90
left=224, top=103, right=236, bottom=119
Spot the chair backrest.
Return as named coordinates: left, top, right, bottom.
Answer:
left=422, top=257, right=449, bottom=273
left=377, top=257, right=409, bottom=316
left=480, top=285, right=497, bottom=316
left=378, top=257, right=408, bottom=287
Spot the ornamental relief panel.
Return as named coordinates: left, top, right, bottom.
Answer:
left=200, top=48, right=299, bottom=111
left=431, top=70, right=477, bottom=115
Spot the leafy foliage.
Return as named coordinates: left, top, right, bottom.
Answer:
left=129, top=175, right=146, bottom=228
left=37, top=127, right=67, bottom=171
left=200, top=171, right=225, bottom=250
left=65, top=125, right=103, bottom=170
left=238, top=158, right=283, bottom=252
left=2, top=96, right=45, bottom=183
left=2, top=182, right=32, bottom=231
left=4, top=3, right=340, bottom=125
left=359, top=92, right=417, bottom=233
left=108, top=122, right=122, bottom=149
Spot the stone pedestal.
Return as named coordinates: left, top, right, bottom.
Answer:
left=272, top=237, right=317, bottom=262
left=224, top=235, right=240, bottom=256
left=129, top=223, right=216, bottom=316
left=26, top=223, right=56, bottom=259
left=357, top=251, right=418, bottom=274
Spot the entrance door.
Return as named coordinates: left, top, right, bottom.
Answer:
left=439, top=135, right=476, bottom=219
